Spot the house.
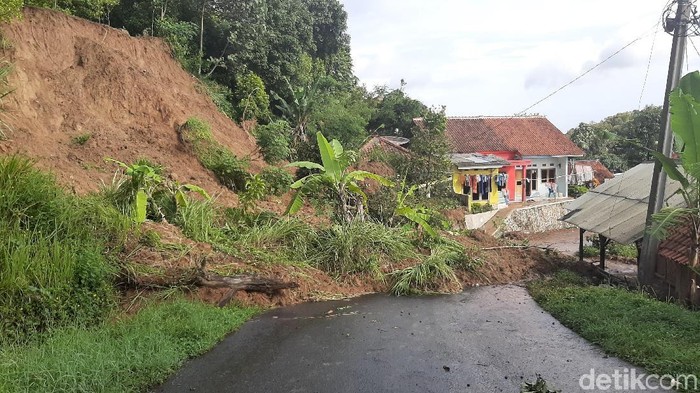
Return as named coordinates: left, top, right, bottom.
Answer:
left=450, top=153, right=510, bottom=209
left=568, top=159, right=615, bottom=187
left=443, top=116, right=584, bottom=202
left=359, top=135, right=411, bottom=158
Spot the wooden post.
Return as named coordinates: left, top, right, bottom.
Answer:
left=599, top=235, right=609, bottom=270
left=579, top=228, right=585, bottom=263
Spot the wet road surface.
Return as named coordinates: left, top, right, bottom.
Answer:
left=155, top=285, right=641, bottom=392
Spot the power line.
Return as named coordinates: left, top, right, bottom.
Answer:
left=517, top=28, right=655, bottom=116
left=639, top=23, right=660, bottom=108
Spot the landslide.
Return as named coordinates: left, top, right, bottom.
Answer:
left=0, top=7, right=261, bottom=203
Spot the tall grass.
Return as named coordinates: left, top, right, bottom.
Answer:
left=389, top=256, right=460, bottom=296
left=0, top=61, right=12, bottom=140
left=0, top=300, right=258, bottom=393
left=236, top=218, right=316, bottom=263
left=174, top=198, right=220, bottom=243
left=0, top=156, right=129, bottom=345
left=311, top=221, right=417, bottom=276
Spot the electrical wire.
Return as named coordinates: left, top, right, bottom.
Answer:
left=639, top=23, right=660, bottom=108
left=515, top=26, right=657, bottom=118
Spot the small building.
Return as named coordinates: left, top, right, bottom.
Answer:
left=450, top=153, right=510, bottom=209
left=443, top=116, right=584, bottom=202
left=568, top=159, right=615, bottom=187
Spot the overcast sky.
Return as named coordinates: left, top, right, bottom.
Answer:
left=340, top=0, right=700, bottom=132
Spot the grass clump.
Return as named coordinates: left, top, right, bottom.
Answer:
left=0, top=156, right=130, bottom=345
left=528, top=270, right=700, bottom=391
left=0, top=61, right=12, bottom=140
left=71, top=132, right=92, bottom=146
left=389, top=256, right=459, bottom=296
left=311, top=221, right=416, bottom=276
left=179, top=117, right=250, bottom=191
left=0, top=300, right=258, bottom=393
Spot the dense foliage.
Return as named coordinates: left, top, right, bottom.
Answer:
left=567, top=105, right=661, bottom=172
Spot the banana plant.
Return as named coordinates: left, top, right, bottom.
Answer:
left=649, top=71, right=700, bottom=305
left=393, top=181, right=442, bottom=238
left=286, top=132, right=394, bottom=224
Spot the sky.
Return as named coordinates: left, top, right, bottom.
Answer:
left=340, top=0, right=700, bottom=132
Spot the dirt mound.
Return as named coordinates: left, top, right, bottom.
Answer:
left=0, top=8, right=261, bottom=204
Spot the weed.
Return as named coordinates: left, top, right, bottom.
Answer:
left=196, top=78, right=235, bottom=118
left=259, top=166, right=293, bottom=196
left=311, top=222, right=416, bottom=276
left=0, top=156, right=129, bottom=344
left=71, top=133, right=92, bottom=146
left=521, top=376, right=560, bottom=393
left=174, top=198, right=220, bottom=243
left=239, top=173, right=267, bottom=213
left=236, top=218, right=315, bottom=262
left=0, top=300, right=258, bottom=393
left=528, top=270, right=700, bottom=388
left=179, top=117, right=250, bottom=191
left=0, top=60, right=12, bottom=140
left=389, top=255, right=459, bottom=296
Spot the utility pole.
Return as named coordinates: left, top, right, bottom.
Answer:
left=639, top=0, right=692, bottom=285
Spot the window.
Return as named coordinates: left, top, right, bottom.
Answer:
left=541, top=168, right=555, bottom=184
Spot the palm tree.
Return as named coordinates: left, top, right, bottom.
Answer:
left=286, top=132, right=393, bottom=224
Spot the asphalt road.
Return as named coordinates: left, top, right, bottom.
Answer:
left=155, top=285, right=641, bottom=393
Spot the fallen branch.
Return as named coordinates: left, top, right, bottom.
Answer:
left=481, top=245, right=556, bottom=252
left=197, top=273, right=299, bottom=306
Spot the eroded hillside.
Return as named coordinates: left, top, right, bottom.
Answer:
left=0, top=7, right=261, bottom=203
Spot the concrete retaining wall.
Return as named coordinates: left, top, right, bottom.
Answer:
left=499, top=201, right=574, bottom=234
left=464, top=210, right=499, bottom=230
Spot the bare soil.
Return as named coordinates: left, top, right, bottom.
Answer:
left=1, top=9, right=569, bottom=311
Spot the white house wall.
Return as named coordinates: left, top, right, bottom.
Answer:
left=523, top=156, right=570, bottom=198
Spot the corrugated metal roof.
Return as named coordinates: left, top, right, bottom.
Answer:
left=562, top=162, right=685, bottom=244
left=450, top=153, right=510, bottom=169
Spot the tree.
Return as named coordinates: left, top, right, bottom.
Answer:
left=368, top=83, right=427, bottom=138
left=650, top=71, right=700, bottom=306
left=234, top=71, right=271, bottom=122
left=286, top=132, right=393, bottom=223
left=567, top=106, right=662, bottom=172
left=404, top=106, right=451, bottom=191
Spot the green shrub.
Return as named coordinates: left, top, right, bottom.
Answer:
left=568, top=184, right=589, bottom=198
left=234, top=71, right=271, bottom=122
left=311, top=222, right=416, bottom=276
left=0, top=156, right=126, bottom=344
left=197, top=79, right=235, bottom=119
left=259, top=166, right=293, bottom=196
left=586, top=234, right=637, bottom=259
left=470, top=203, right=493, bottom=214
left=180, top=117, right=250, bottom=191
left=253, top=120, right=292, bottom=164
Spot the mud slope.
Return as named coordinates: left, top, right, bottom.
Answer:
left=0, top=8, right=260, bottom=201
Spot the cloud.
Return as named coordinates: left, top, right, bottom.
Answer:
left=341, top=0, right=698, bottom=131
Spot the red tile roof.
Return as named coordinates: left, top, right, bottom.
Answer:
left=658, top=222, right=693, bottom=266
left=442, top=116, right=585, bottom=157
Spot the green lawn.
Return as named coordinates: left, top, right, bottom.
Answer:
left=0, top=299, right=258, bottom=393
left=528, top=271, right=700, bottom=392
